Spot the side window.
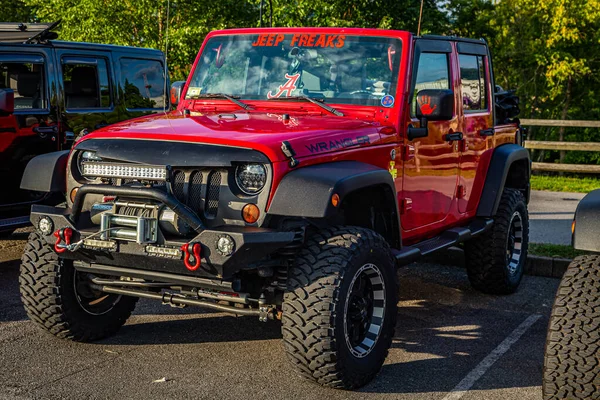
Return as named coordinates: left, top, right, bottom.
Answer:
left=459, top=54, right=487, bottom=111
left=0, top=62, right=46, bottom=110
left=62, top=58, right=110, bottom=109
left=119, top=58, right=165, bottom=110
left=411, top=52, right=450, bottom=115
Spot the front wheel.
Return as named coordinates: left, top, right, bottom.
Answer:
left=543, top=255, right=600, bottom=399
left=19, top=232, right=138, bottom=341
left=282, top=227, right=398, bottom=389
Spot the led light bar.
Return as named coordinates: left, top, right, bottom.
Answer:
left=82, top=162, right=168, bottom=181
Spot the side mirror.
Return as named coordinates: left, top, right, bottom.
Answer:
left=408, top=89, right=455, bottom=140
left=0, top=89, right=14, bottom=115
left=170, top=81, right=186, bottom=108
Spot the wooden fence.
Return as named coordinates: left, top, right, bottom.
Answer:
left=521, top=119, right=600, bottom=174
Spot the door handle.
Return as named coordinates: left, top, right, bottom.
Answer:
left=444, top=132, right=463, bottom=142
left=479, top=128, right=495, bottom=137
left=33, top=125, right=59, bottom=134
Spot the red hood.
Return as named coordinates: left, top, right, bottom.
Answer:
left=84, top=111, right=386, bottom=162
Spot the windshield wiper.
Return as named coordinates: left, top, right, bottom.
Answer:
left=268, top=96, right=344, bottom=117
left=187, top=93, right=251, bottom=110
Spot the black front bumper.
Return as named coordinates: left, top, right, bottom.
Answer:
left=30, top=204, right=295, bottom=279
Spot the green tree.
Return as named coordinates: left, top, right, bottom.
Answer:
left=0, top=0, right=32, bottom=22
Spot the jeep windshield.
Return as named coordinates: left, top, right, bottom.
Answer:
left=186, top=33, right=402, bottom=107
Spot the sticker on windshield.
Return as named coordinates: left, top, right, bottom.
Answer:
left=252, top=34, right=345, bottom=48
left=381, top=95, right=394, bottom=108
left=188, top=87, right=202, bottom=97
left=267, top=73, right=300, bottom=99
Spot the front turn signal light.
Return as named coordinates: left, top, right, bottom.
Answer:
left=242, top=203, right=260, bottom=224
left=572, top=219, right=576, bottom=235
left=70, top=187, right=79, bottom=203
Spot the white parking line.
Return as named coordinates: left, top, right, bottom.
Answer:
left=442, top=314, right=542, bottom=400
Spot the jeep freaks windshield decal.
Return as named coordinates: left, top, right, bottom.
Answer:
left=305, top=135, right=370, bottom=153
left=252, top=34, right=345, bottom=48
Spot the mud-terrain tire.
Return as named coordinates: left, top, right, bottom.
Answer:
left=19, top=232, right=137, bottom=341
left=282, top=226, right=398, bottom=389
left=543, top=255, right=600, bottom=400
left=465, top=188, right=529, bottom=294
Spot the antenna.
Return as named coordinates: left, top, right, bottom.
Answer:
left=268, top=0, right=273, bottom=27
left=163, top=0, right=170, bottom=113
left=259, top=0, right=264, bottom=27
left=259, top=0, right=273, bottom=27
left=417, top=0, right=424, bottom=36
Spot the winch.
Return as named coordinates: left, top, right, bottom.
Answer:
left=90, top=201, right=191, bottom=243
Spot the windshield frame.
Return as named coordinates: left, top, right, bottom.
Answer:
left=182, top=29, right=407, bottom=111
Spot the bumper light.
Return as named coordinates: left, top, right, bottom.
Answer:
left=146, top=245, right=182, bottom=258
left=82, top=162, right=167, bottom=181
left=38, top=216, right=54, bottom=235
left=216, top=235, right=235, bottom=256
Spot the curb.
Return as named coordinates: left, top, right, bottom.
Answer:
left=423, top=247, right=572, bottom=279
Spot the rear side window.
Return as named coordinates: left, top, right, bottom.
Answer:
left=0, top=62, right=46, bottom=110
left=411, top=52, right=450, bottom=115
left=62, top=57, right=111, bottom=109
left=119, top=58, right=165, bottom=110
left=459, top=54, right=487, bottom=111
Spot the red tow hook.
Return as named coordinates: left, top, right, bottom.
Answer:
left=53, top=228, right=73, bottom=254
left=181, top=243, right=202, bottom=271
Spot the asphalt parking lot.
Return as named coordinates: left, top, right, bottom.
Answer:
left=0, top=230, right=558, bottom=400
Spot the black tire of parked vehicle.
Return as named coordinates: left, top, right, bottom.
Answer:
left=282, top=226, right=398, bottom=389
left=465, top=188, right=529, bottom=294
left=543, top=255, right=600, bottom=400
left=19, top=232, right=138, bottom=342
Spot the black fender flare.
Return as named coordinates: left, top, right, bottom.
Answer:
left=573, top=189, right=600, bottom=252
left=477, top=144, right=530, bottom=217
left=268, top=161, right=399, bottom=220
left=20, top=150, right=69, bottom=193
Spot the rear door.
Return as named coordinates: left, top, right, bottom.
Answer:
left=456, top=42, right=493, bottom=214
left=401, top=40, right=460, bottom=231
left=55, top=48, right=118, bottom=139
left=0, top=48, right=59, bottom=206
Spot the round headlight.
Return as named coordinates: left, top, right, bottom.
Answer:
left=235, top=164, right=266, bottom=195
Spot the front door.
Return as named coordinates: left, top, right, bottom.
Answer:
left=401, top=41, right=460, bottom=232
left=0, top=51, right=59, bottom=208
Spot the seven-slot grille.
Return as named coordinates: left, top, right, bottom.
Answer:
left=170, top=169, right=222, bottom=218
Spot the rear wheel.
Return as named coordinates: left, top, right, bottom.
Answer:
left=19, top=232, right=137, bottom=341
left=282, top=227, right=397, bottom=389
left=543, top=255, right=600, bottom=399
left=465, top=188, right=529, bottom=294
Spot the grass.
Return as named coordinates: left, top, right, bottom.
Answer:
left=529, top=243, right=589, bottom=259
left=530, top=175, right=600, bottom=193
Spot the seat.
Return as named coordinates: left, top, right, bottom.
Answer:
left=66, top=66, right=99, bottom=108
left=15, top=71, right=42, bottom=109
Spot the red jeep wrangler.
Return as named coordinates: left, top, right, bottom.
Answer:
left=19, top=28, right=529, bottom=389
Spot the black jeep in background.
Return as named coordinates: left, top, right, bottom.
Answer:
left=0, top=22, right=168, bottom=233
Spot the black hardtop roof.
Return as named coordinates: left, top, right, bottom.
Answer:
left=0, top=39, right=164, bottom=56
left=418, top=34, right=487, bottom=45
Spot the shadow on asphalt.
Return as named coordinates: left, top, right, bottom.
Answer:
left=103, top=313, right=282, bottom=345
left=1, top=242, right=548, bottom=395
